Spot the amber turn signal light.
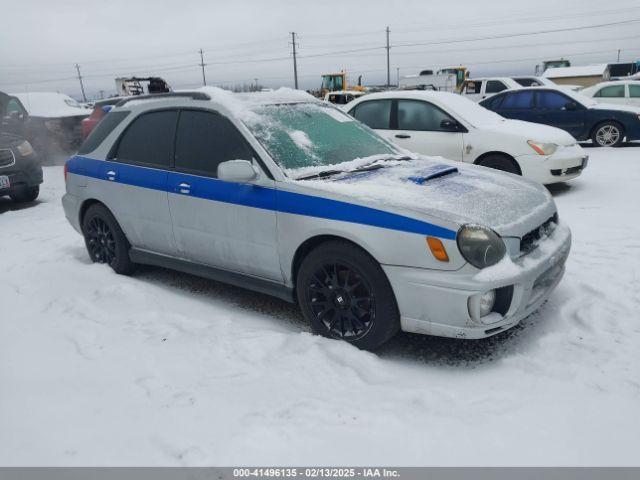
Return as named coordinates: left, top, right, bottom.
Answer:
left=427, top=237, right=449, bottom=262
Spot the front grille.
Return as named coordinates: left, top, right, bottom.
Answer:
left=551, top=164, right=584, bottom=176
left=0, top=149, right=15, bottom=167
left=520, top=213, right=558, bottom=255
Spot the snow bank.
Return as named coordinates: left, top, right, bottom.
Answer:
left=1, top=146, right=640, bottom=466
left=10, top=92, right=92, bottom=118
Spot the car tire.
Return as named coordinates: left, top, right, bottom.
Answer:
left=81, top=203, right=134, bottom=275
left=476, top=154, right=521, bottom=175
left=591, top=121, right=625, bottom=147
left=10, top=185, right=39, bottom=203
left=296, top=240, right=400, bottom=350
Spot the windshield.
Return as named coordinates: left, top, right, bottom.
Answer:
left=244, top=102, right=398, bottom=173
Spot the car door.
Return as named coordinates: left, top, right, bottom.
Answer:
left=593, top=84, right=626, bottom=105
left=105, top=109, right=177, bottom=256
left=533, top=90, right=586, bottom=138
left=392, top=99, right=463, bottom=160
left=628, top=84, right=640, bottom=106
left=167, top=108, right=282, bottom=281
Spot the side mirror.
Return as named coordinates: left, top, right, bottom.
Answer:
left=217, top=159, right=259, bottom=183
left=440, top=119, right=459, bottom=131
left=101, top=105, right=113, bottom=114
left=564, top=102, right=577, bottom=111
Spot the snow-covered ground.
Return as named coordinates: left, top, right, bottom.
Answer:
left=1, top=145, right=639, bottom=466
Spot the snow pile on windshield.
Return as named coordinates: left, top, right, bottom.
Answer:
left=288, top=130, right=314, bottom=153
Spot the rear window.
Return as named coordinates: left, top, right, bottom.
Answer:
left=78, top=111, right=130, bottom=155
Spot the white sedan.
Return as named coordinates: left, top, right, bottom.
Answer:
left=346, top=90, right=588, bottom=185
left=580, top=80, right=640, bottom=107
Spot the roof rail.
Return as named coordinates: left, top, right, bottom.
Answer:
left=115, top=91, right=210, bottom=107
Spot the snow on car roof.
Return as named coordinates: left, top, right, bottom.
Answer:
left=543, top=64, right=608, bottom=79
left=10, top=92, right=92, bottom=118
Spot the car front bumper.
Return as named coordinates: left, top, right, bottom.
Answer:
left=517, top=145, right=588, bottom=184
left=383, top=223, right=571, bottom=339
left=0, top=159, right=43, bottom=197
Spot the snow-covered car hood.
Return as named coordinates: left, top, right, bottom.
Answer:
left=480, top=119, right=577, bottom=146
left=295, top=156, right=556, bottom=237
left=590, top=102, right=640, bottom=115
left=10, top=92, right=92, bottom=119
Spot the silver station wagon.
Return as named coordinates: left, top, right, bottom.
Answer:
left=63, top=88, right=571, bottom=350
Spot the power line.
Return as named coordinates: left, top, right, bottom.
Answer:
left=393, top=18, right=640, bottom=49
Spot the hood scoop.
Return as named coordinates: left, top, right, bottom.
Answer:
left=407, top=164, right=459, bottom=185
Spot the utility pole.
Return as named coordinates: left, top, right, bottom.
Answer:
left=396, top=67, right=400, bottom=86
left=617, top=49, right=621, bottom=62
left=198, top=49, right=207, bottom=86
left=385, top=26, right=391, bottom=88
left=290, top=32, right=299, bottom=89
left=75, top=63, right=87, bottom=102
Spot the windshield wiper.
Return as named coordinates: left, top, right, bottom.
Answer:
left=296, top=169, right=344, bottom=181
left=296, top=156, right=412, bottom=181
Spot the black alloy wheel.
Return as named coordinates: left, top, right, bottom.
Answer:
left=306, top=261, right=375, bottom=341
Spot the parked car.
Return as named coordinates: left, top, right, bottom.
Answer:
left=460, top=77, right=522, bottom=102
left=480, top=87, right=640, bottom=147
left=82, top=97, right=124, bottom=139
left=0, top=92, right=43, bottom=202
left=346, top=91, right=587, bottom=184
left=63, top=88, right=571, bottom=349
left=9, top=92, right=92, bottom=161
left=323, top=90, right=365, bottom=106
left=512, top=76, right=581, bottom=91
left=579, top=80, right=640, bottom=107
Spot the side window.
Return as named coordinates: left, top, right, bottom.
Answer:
left=397, top=100, right=455, bottom=131
left=6, top=98, right=26, bottom=115
left=482, top=94, right=504, bottom=110
left=500, top=91, right=534, bottom=109
left=464, top=81, right=481, bottom=94
left=115, top=110, right=178, bottom=167
left=536, top=91, right=572, bottom=110
left=595, top=85, right=625, bottom=98
left=79, top=111, right=130, bottom=155
left=485, top=81, right=507, bottom=94
left=629, top=84, right=640, bottom=98
left=174, top=110, right=253, bottom=178
left=351, top=100, right=392, bottom=129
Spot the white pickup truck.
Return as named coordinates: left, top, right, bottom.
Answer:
left=460, top=77, right=522, bottom=102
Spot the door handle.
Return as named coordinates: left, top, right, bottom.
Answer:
left=395, top=134, right=411, bottom=139
left=177, top=182, right=191, bottom=194
left=106, top=170, right=117, bottom=181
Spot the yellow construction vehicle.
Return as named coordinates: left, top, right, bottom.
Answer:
left=318, top=72, right=365, bottom=98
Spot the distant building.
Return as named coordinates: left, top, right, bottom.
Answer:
left=542, top=64, right=609, bottom=88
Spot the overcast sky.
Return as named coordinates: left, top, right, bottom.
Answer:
left=2, top=0, right=639, bottom=100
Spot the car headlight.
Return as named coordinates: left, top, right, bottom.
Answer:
left=527, top=140, right=558, bottom=156
left=457, top=224, right=506, bottom=269
left=16, top=140, right=34, bottom=157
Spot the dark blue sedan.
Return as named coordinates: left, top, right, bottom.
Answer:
left=480, top=87, right=640, bottom=147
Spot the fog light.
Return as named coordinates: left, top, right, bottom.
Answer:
left=479, top=290, right=496, bottom=317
